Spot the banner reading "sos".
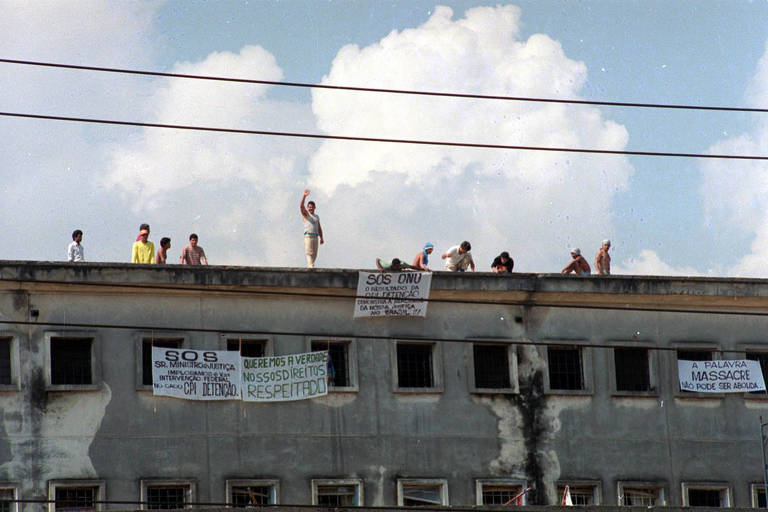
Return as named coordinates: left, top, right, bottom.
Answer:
left=354, top=271, right=432, bottom=317
left=152, top=347, right=241, bottom=400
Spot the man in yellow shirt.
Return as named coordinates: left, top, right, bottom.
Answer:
left=131, top=228, right=155, bottom=264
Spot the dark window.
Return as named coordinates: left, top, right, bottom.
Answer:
left=756, top=488, right=767, bottom=508
left=677, top=350, right=712, bottom=362
left=146, top=486, right=187, bottom=510
left=0, top=489, right=14, bottom=512
left=227, top=339, right=265, bottom=358
left=614, top=348, right=651, bottom=391
left=746, top=352, right=768, bottom=395
left=474, top=344, right=511, bottom=389
left=54, top=486, right=97, bottom=512
left=316, top=485, right=357, bottom=506
left=51, top=338, right=92, bottom=385
left=688, top=488, right=723, bottom=507
left=548, top=347, right=583, bottom=390
left=397, top=344, right=433, bottom=388
left=230, top=486, right=272, bottom=506
left=481, top=485, right=522, bottom=505
left=402, top=484, right=443, bottom=506
left=312, top=341, right=349, bottom=387
left=142, top=339, right=183, bottom=386
left=0, top=338, right=11, bottom=385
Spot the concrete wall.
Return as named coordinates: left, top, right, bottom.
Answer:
left=1, top=262, right=768, bottom=510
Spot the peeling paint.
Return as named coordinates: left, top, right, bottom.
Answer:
left=0, top=384, right=111, bottom=506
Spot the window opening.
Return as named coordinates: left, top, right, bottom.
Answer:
left=397, top=344, right=433, bottom=388
left=614, top=348, right=651, bottom=392
left=548, top=347, right=583, bottom=390
left=474, top=345, right=511, bottom=389
left=51, top=338, right=92, bottom=385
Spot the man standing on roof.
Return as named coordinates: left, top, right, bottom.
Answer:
left=442, top=241, right=475, bottom=272
left=562, top=248, right=590, bottom=275
left=132, top=228, right=155, bottom=264
left=180, top=234, right=208, bottom=265
left=595, top=239, right=611, bottom=275
left=67, top=229, right=84, bottom=262
left=300, top=189, right=324, bottom=268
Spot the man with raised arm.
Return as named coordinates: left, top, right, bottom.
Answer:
left=300, top=189, right=324, bottom=268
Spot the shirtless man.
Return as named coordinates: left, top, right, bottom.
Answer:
left=300, top=189, right=324, bottom=268
left=595, top=239, right=611, bottom=275
left=412, top=243, right=434, bottom=271
left=561, top=248, right=591, bottom=275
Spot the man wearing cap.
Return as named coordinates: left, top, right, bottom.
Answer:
left=131, top=228, right=155, bottom=264
left=412, top=243, right=434, bottom=271
left=561, top=248, right=590, bottom=275
left=595, top=239, right=611, bottom=275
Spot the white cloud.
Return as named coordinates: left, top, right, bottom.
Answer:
left=613, top=250, right=702, bottom=277
left=700, top=43, right=768, bottom=277
left=307, top=5, right=632, bottom=271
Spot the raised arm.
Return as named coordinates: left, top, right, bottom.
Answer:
left=376, top=258, right=385, bottom=271
left=300, top=189, right=310, bottom=219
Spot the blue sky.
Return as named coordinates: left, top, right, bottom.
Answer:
left=2, top=1, right=768, bottom=275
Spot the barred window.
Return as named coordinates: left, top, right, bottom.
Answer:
left=614, top=348, right=651, bottom=392
left=312, top=341, right=349, bottom=387
left=557, top=485, right=598, bottom=506
left=746, top=352, right=768, bottom=395
left=230, top=486, right=273, bottom=506
left=146, top=485, right=188, bottom=510
left=227, top=339, right=266, bottom=358
left=54, top=486, right=97, bottom=512
left=397, top=344, right=434, bottom=388
left=0, top=489, right=15, bottom=512
left=0, top=338, right=11, bottom=385
left=481, top=484, right=524, bottom=505
left=548, top=347, right=583, bottom=390
left=620, top=486, right=662, bottom=506
left=311, top=480, right=361, bottom=507
left=142, top=339, right=183, bottom=386
left=474, top=344, right=511, bottom=389
left=688, top=488, right=725, bottom=507
left=51, top=338, right=93, bottom=385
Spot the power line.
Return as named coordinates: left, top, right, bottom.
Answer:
left=0, top=318, right=756, bottom=354
left=1, top=110, right=767, bottom=160
left=2, top=57, right=767, bottom=114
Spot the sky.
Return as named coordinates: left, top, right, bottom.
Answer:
left=2, top=0, right=768, bottom=276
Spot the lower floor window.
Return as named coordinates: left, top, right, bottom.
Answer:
left=311, top=480, right=362, bottom=507
left=142, top=482, right=194, bottom=510
left=230, top=486, right=273, bottom=506
left=398, top=480, right=448, bottom=507
left=0, top=489, right=15, bottom=512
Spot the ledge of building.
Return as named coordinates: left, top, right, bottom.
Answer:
left=2, top=260, right=768, bottom=301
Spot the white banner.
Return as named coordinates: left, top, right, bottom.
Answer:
left=354, top=271, right=432, bottom=317
left=152, top=348, right=241, bottom=400
left=241, top=351, right=328, bottom=402
left=678, top=359, right=766, bottom=393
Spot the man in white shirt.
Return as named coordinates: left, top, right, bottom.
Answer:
left=442, top=241, right=475, bottom=272
left=67, top=229, right=84, bottom=262
left=300, top=189, right=324, bottom=268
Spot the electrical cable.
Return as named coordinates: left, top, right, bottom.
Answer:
left=2, top=57, right=767, bottom=113
left=0, top=316, right=761, bottom=354
left=1, top=110, right=767, bottom=160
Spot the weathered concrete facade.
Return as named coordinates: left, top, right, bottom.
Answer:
left=2, top=261, right=768, bottom=510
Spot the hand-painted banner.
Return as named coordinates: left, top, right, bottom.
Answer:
left=678, top=359, right=766, bottom=393
left=152, top=348, right=241, bottom=400
left=354, top=271, right=432, bottom=317
left=241, top=351, right=328, bottom=402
